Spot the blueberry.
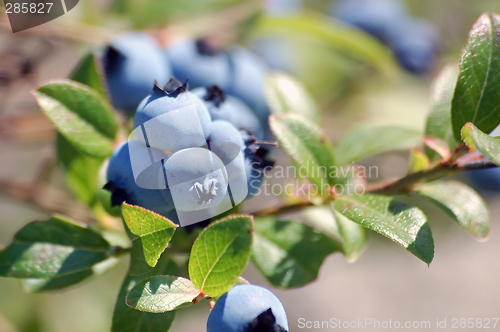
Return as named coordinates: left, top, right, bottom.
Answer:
left=468, top=168, right=500, bottom=192
left=192, top=86, right=264, bottom=139
left=102, top=33, right=171, bottom=113
left=163, top=147, right=228, bottom=212
left=264, top=0, right=302, bottom=16
left=207, top=120, right=246, bottom=183
left=226, top=47, right=270, bottom=127
left=386, top=19, right=439, bottom=74
left=134, top=79, right=212, bottom=152
left=165, top=39, right=231, bottom=89
left=249, top=38, right=301, bottom=75
left=468, top=126, right=500, bottom=193
left=207, top=285, right=289, bottom=332
left=330, top=0, right=408, bottom=43
left=104, top=140, right=175, bottom=218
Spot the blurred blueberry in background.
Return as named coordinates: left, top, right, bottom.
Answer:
left=263, top=0, right=302, bottom=16
left=166, top=39, right=231, bottom=89
left=386, top=19, right=439, bottom=73
left=102, top=33, right=171, bottom=113
left=469, top=126, right=500, bottom=193
left=330, top=0, right=439, bottom=73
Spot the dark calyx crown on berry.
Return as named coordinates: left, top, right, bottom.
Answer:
left=195, top=38, right=220, bottom=56
left=103, top=181, right=128, bottom=207
left=246, top=308, right=287, bottom=332
left=102, top=46, right=124, bottom=73
left=243, top=132, right=276, bottom=174
left=152, top=77, right=189, bottom=98
left=204, top=85, right=226, bottom=107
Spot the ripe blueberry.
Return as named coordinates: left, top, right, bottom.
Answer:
left=386, top=19, right=439, bottom=74
left=264, top=0, right=302, bottom=16
left=193, top=86, right=264, bottom=139
left=163, top=147, right=228, bottom=212
left=165, top=39, right=231, bottom=89
left=331, top=0, right=409, bottom=43
left=104, top=140, right=175, bottom=219
left=207, top=120, right=246, bottom=183
left=469, top=168, right=500, bottom=193
left=134, top=78, right=212, bottom=152
left=226, top=47, right=270, bottom=127
left=102, top=33, right=171, bottom=113
left=207, top=285, right=289, bottom=332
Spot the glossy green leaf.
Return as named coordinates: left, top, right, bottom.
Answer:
left=254, top=14, right=399, bottom=77
left=332, top=194, right=434, bottom=264
left=56, top=134, right=102, bottom=205
left=416, top=181, right=489, bottom=239
left=188, top=215, right=253, bottom=298
left=252, top=217, right=340, bottom=288
left=301, top=206, right=366, bottom=262
left=127, top=276, right=200, bottom=313
left=270, top=114, right=336, bottom=187
left=331, top=209, right=367, bottom=262
left=112, top=255, right=179, bottom=332
left=425, top=64, right=460, bottom=159
left=122, top=203, right=178, bottom=276
left=33, top=79, right=118, bottom=158
left=335, top=126, right=421, bottom=165
left=0, top=216, right=111, bottom=278
left=461, top=122, right=500, bottom=166
left=264, top=71, right=321, bottom=124
left=70, top=51, right=108, bottom=99
left=451, top=13, right=500, bottom=141
left=21, top=257, right=118, bottom=293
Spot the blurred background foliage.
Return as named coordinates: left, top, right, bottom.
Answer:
left=1, top=0, right=500, bottom=331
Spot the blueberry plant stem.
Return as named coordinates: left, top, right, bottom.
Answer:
left=365, top=158, right=498, bottom=195
left=257, top=157, right=498, bottom=217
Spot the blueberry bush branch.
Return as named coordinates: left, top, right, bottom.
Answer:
left=1, top=7, right=500, bottom=332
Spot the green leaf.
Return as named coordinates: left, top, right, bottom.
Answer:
left=332, top=194, right=434, bottom=264
left=112, top=255, right=179, bottom=332
left=416, top=181, right=489, bottom=239
left=461, top=122, right=500, bottom=166
left=253, top=14, right=399, bottom=77
left=0, top=216, right=111, bottom=278
left=270, top=114, right=336, bottom=187
left=451, top=13, right=500, bottom=142
left=335, top=126, right=422, bottom=165
left=122, top=203, right=178, bottom=276
left=126, top=276, right=200, bottom=313
left=425, top=64, right=460, bottom=159
left=331, top=209, right=367, bottom=262
left=264, top=71, right=321, bottom=124
left=408, top=148, right=430, bottom=174
left=21, top=257, right=118, bottom=293
left=188, top=215, right=253, bottom=298
left=301, top=206, right=366, bottom=262
left=252, top=217, right=340, bottom=288
left=70, top=51, right=108, bottom=99
left=33, top=79, right=118, bottom=158
left=56, top=134, right=102, bottom=205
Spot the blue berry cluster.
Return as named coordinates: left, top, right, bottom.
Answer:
left=207, top=285, right=289, bottom=332
left=331, top=0, right=439, bottom=73
left=101, top=33, right=277, bottom=224
left=104, top=77, right=273, bottom=224
left=103, top=34, right=271, bottom=128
